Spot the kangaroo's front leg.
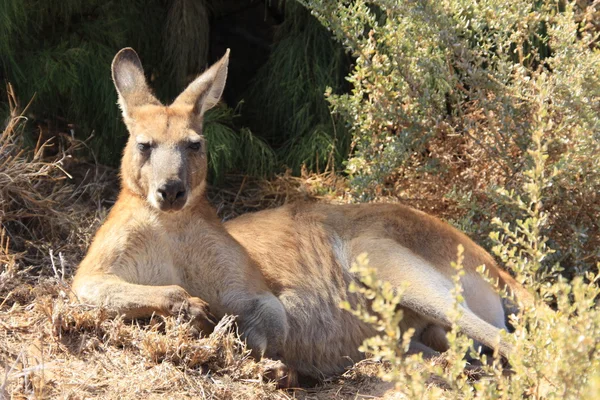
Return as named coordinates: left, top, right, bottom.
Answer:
left=233, top=292, right=289, bottom=360
left=73, top=274, right=215, bottom=333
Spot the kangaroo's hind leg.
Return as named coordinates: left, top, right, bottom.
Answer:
left=350, top=237, right=512, bottom=359
left=399, top=308, right=449, bottom=357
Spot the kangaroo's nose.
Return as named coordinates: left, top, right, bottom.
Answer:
left=157, top=181, right=186, bottom=204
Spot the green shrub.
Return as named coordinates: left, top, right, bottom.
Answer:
left=342, top=112, right=600, bottom=398
left=304, top=0, right=600, bottom=274
left=347, top=252, right=599, bottom=398
left=301, top=1, right=600, bottom=394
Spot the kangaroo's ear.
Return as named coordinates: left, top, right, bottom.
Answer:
left=111, top=48, right=161, bottom=119
left=172, top=49, right=229, bottom=118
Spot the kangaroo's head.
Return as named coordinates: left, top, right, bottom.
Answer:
left=111, top=47, right=229, bottom=212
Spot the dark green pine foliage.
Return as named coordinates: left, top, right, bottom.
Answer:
left=0, top=0, right=167, bottom=164
left=203, top=105, right=275, bottom=183
left=0, top=0, right=275, bottom=182
left=245, top=1, right=351, bottom=174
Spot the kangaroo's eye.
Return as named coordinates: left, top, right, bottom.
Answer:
left=188, top=141, right=202, bottom=151
left=137, top=142, right=152, bottom=152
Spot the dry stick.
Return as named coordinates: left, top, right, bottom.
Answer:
left=0, top=350, right=24, bottom=397
left=232, top=175, right=248, bottom=210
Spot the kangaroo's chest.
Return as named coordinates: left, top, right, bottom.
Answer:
left=128, top=223, right=206, bottom=286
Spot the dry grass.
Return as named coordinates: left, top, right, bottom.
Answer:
left=0, top=285, right=405, bottom=399
left=0, top=84, right=113, bottom=273
left=0, top=94, right=412, bottom=399
left=0, top=289, right=289, bottom=399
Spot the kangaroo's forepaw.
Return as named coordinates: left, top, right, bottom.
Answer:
left=261, top=359, right=298, bottom=389
left=170, top=295, right=216, bottom=335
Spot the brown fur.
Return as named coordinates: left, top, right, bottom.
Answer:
left=73, top=48, right=529, bottom=381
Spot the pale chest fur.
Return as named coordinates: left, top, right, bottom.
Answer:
left=116, top=216, right=228, bottom=304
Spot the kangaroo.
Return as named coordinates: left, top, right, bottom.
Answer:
left=73, top=47, right=532, bottom=383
